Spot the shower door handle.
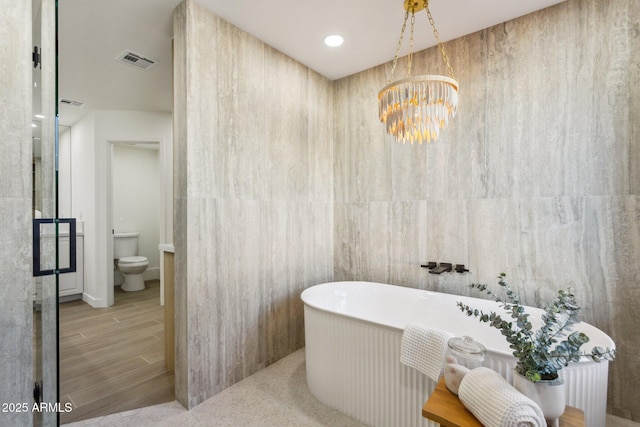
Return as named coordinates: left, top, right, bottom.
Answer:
left=33, top=218, right=77, bottom=276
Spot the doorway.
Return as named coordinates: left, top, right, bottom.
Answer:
left=57, top=138, right=172, bottom=423
left=109, top=140, right=162, bottom=304
left=55, top=0, right=175, bottom=423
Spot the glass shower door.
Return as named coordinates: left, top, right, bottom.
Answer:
left=32, top=0, right=74, bottom=425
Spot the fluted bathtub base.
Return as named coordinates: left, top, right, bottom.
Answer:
left=304, top=304, right=609, bottom=427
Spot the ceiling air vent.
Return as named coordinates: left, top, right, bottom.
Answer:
left=115, top=50, right=157, bottom=71
left=60, top=98, right=85, bottom=108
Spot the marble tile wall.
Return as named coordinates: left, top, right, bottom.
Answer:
left=0, top=1, right=33, bottom=426
left=173, top=0, right=333, bottom=409
left=173, top=0, right=639, bottom=421
left=333, top=0, right=639, bottom=421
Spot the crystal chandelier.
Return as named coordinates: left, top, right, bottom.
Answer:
left=378, top=0, right=458, bottom=144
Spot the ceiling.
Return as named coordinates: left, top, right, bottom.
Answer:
left=58, top=0, right=566, bottom=126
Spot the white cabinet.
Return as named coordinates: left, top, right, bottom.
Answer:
left=59, top=234, right=84, bottom=298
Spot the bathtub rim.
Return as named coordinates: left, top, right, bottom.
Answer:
left=301, top=280, right=616, bottom=362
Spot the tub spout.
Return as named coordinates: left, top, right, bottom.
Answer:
left=429, top=263, right=452, bottom=274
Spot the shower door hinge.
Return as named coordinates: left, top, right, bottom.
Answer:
left=33, top=46, right=41, bottom=69
left=33, top=381, right=42, bottom=404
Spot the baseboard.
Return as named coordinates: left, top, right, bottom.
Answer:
left=82, top=292, right=108, bottom=308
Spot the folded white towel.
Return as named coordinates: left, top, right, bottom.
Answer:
left=458, top=367, right=546, bottom=427
left=400, top=324, right=453, bottom=382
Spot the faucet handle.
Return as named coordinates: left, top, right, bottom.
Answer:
left=420, top=261, right=438, bottom=269
left=455, top=264, right=469, bottom=273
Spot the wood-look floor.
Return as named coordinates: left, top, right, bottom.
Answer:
left=59, top=281, right=174, bottom=424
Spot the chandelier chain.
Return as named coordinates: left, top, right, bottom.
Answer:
left=425, top=6, right=456, bottom=81
left=407, top=12, right=416, bottom=78
left=387, top=10, right=410, bottom=83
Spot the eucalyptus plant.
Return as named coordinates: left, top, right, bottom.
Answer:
left=457, top=273, right=616, bottom=382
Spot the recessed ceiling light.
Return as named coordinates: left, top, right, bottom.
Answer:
left=324, top=34, right=344, bottom=47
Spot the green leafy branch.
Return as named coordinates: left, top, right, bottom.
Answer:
left=457, top=273, right=616, bottom=382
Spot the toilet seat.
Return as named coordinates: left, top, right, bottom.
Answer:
left=119, top=256, right=148, bottom=266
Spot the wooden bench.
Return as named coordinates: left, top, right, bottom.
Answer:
left=422, top=378, right=585, bottom=427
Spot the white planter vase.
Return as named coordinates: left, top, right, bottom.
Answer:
left=513, top=371, right=565, bottom=427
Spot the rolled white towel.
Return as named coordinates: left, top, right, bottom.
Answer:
left=458, top=367, right=546, bottom=427
left=400, top=324, right=453, bottom=382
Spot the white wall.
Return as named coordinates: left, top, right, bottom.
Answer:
left=58, top=125, right=72, bottom=218
left=70, top=112, right=98, bottom=304
left=113, top=143, right=160, bottom=278
left=69, top=110, right=172, bottom=307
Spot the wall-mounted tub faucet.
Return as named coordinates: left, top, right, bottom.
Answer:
left=420, top=262, right=469, bottom=274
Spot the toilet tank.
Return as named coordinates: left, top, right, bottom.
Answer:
left=113, top=232, right=139, bottom=259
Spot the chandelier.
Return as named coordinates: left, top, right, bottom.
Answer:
left=378, top=0, right=458, bottom=144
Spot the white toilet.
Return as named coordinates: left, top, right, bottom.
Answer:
left=113, top=232, right=149, bottom=292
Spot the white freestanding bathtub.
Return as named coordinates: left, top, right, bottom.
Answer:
left=302, top=281, right=614, bottom=427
